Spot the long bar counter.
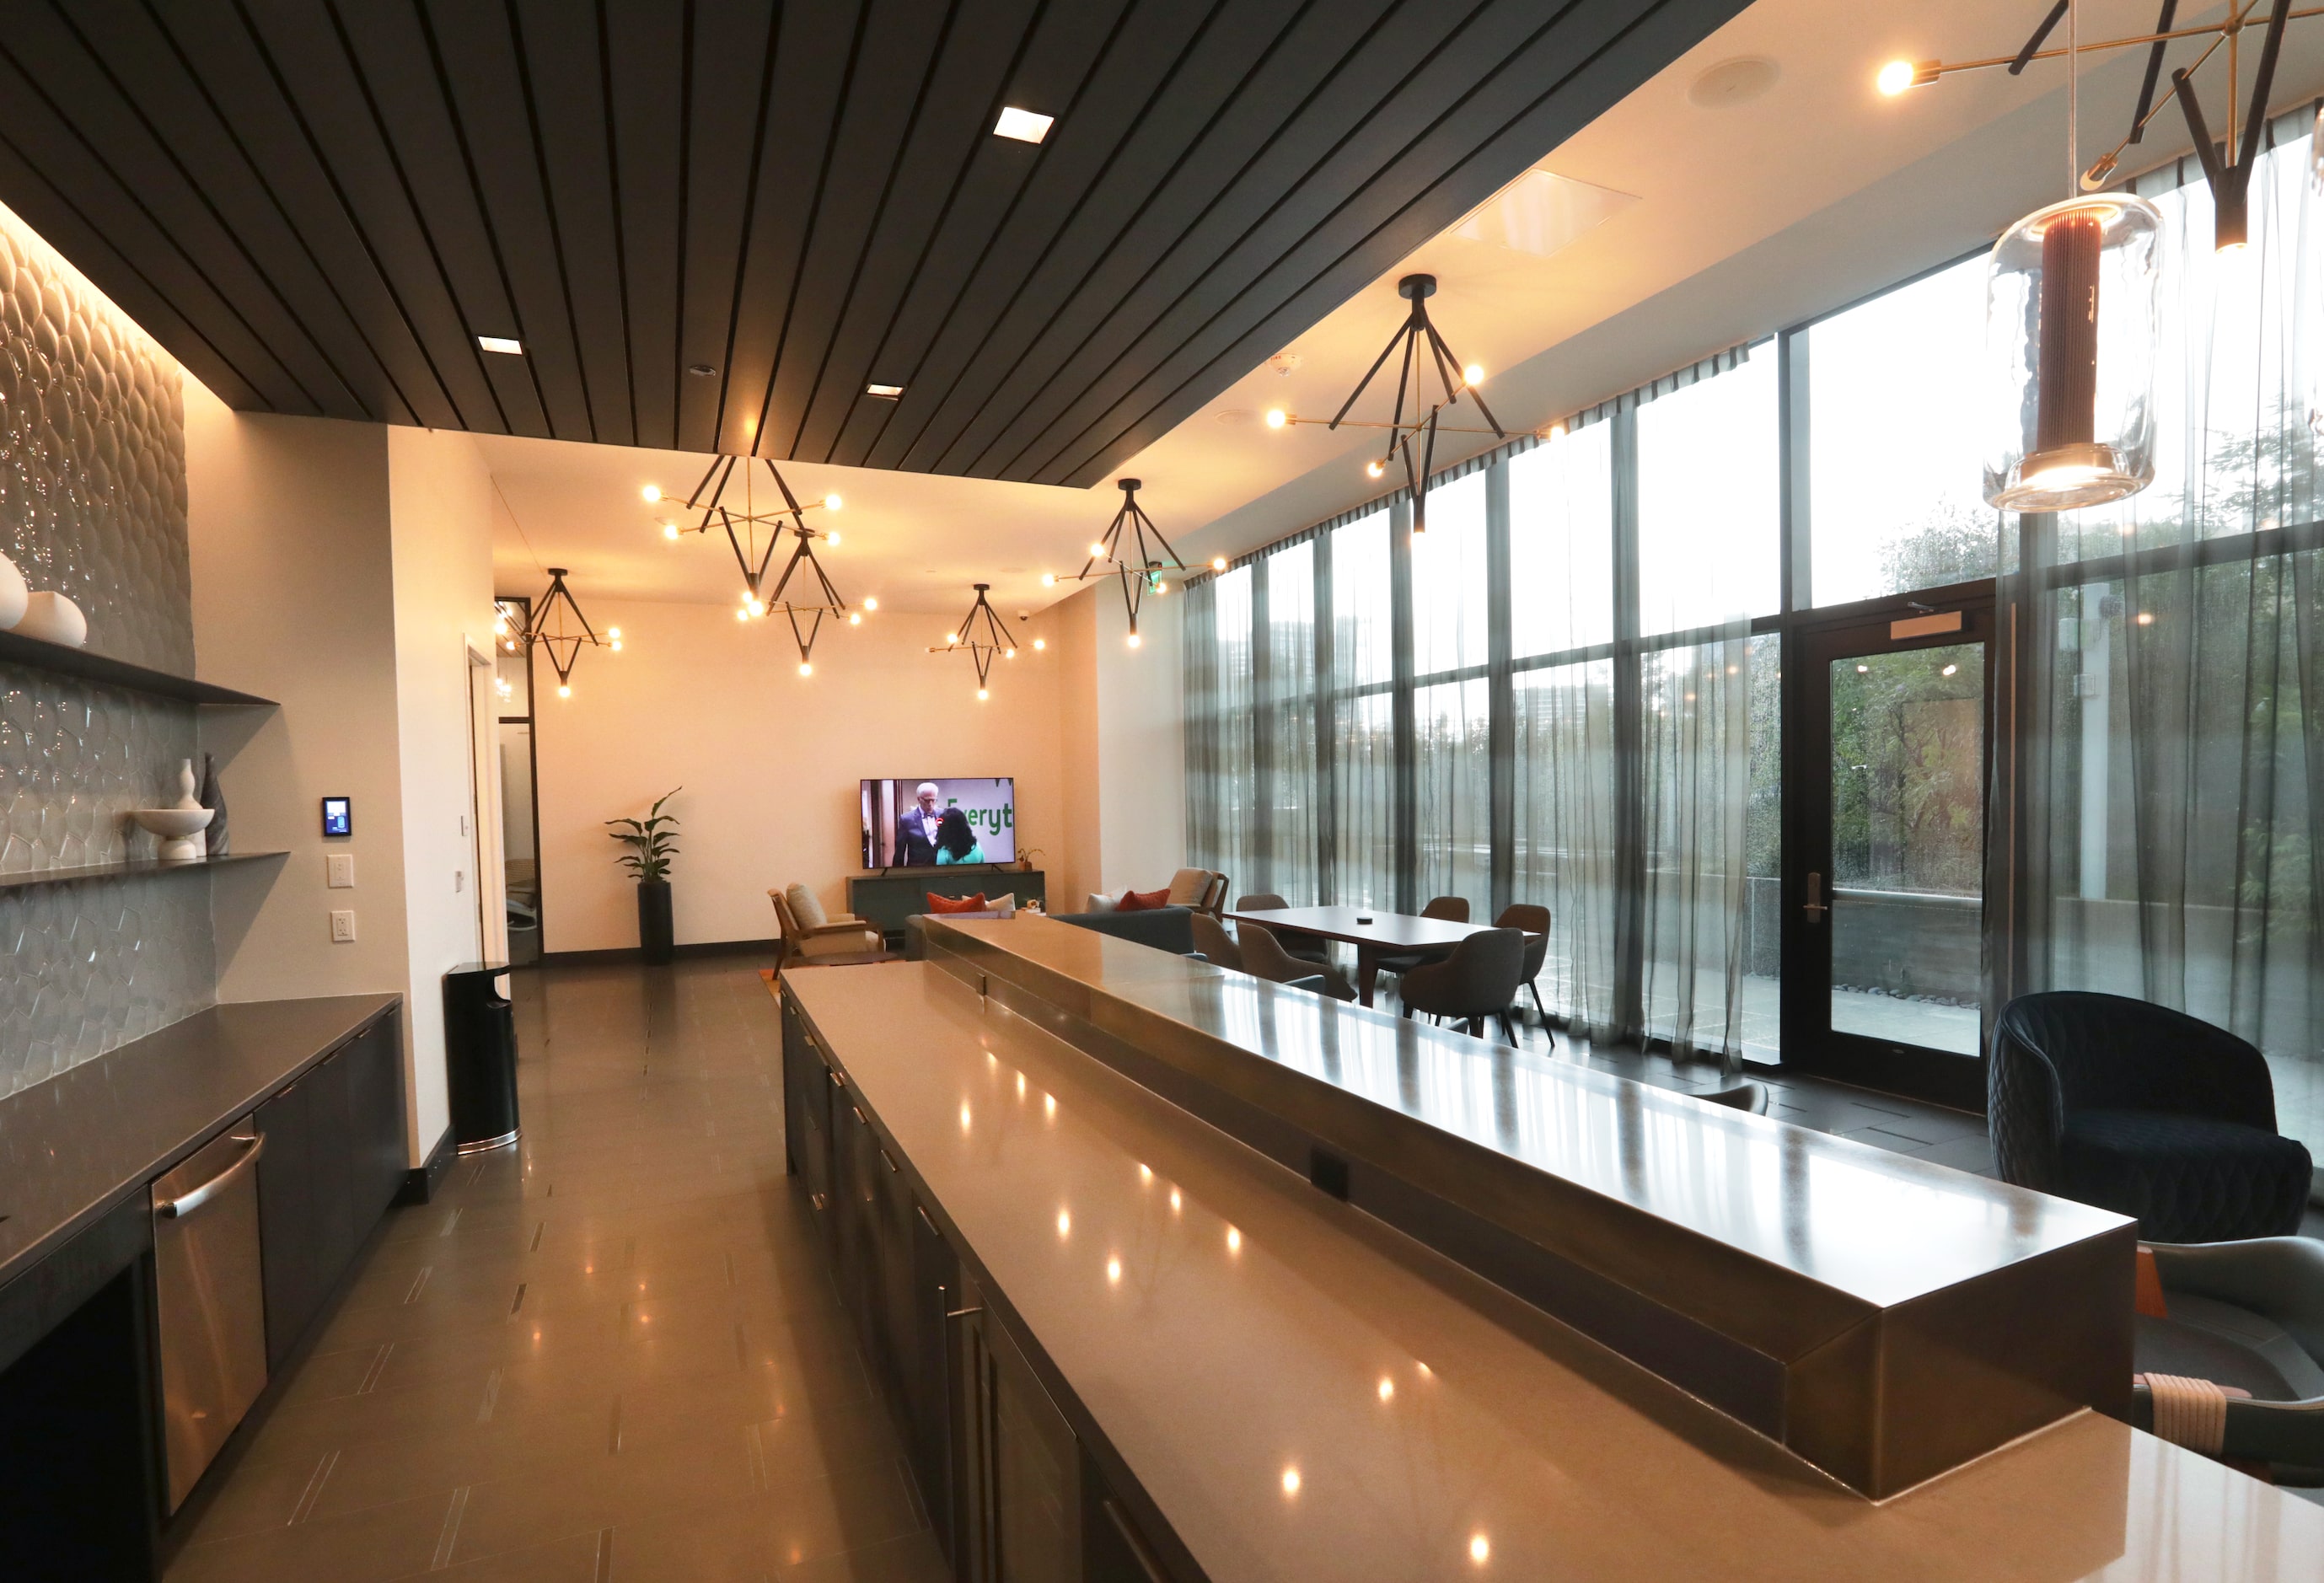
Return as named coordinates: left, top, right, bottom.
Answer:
left=778, top=956, right=2324, bottom=1580
left=915, top=914, right=2129, bottom=1496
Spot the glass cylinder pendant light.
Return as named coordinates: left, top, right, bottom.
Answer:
left=1983, top=0, right=2160, bottom=513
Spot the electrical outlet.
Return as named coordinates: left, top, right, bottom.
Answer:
left=454, top=870, right=464, bottom=893
left=459, top=813, right=469, bottom=837
left=330, top=910, right=357, bottom=943
left=327, top=852, right=356, bottom=888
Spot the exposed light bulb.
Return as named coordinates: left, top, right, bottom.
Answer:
left=798, top=662, right=813, bottom=677
left=641, top=484, right=661, bottom=502
left=863, top=596, right=878, bottom=610
left=1041, top=572, right=1056, bottom=586
left=610, top=639, right=623, bottom=652
left=1211, top=555, right=1227, bottom=571
left=1462, top=362, right=1484, bottom=385
left=493, top=614, right=507, bottom=635
left=607, top=627, right=620, bottom=639
left=946, top=631, right=958, bottom=646
left=735, top=608, right=749, bottom=622
left=977, top=688, right=990, bottom=700
left=1366, top=459, right=1385, bottom=478
left=663, top=523, right=679, bottom=540
left=557, top=684, right=572, bottom=699
left=1005, top=647, right=1017, bottom=658
left=826, top=532, right=841, bottom=546
left=1033, top=637, right=1046, bottom=651
left=748, top=598, right=765, bottom=617
left=1089, top=541, right=1107, bottom=558
left=1153, top=581, right=1167, bottom=596
left=1469, top=1534, right=1490, bottom=1565
left=1126, top=632, right=1141, bottom=648
left=1877, top=58, right=1936, bottom=95
left=848, top=612, right=862, bottom=625
left=1264, top=408, right=1287, bottom=428
left=823, top=493, right=842, bottom=511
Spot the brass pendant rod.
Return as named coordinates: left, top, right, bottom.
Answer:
left=1918, top=8, right=2321, bottom=80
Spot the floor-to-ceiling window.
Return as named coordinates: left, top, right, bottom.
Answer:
left=1186, top=102, right=2323, bottom=1105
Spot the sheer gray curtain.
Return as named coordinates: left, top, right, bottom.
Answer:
left=1182, top=571, right=1224, bottom=874
left=1411, top=473, right=1492, bottom=914
left=1638, top=631, right=1752, bottom=1062
left=1262, top=542, right=1321, bottom=904
left=1332, top=510, right=1398, bottom=909
left=1509, top=426, right=1620, bottom=1032
left=1993, top=107, right=2324, bottom=1153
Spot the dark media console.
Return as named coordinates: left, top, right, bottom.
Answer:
left=848, top=868, right=1046, bottom=944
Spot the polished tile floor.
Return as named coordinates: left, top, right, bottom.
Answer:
left=165, top=958, right=947, bottom=1583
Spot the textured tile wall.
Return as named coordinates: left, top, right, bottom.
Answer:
left=0, top=204, right=212, bottom=1096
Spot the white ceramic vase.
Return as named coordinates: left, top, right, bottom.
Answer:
left=132, top=761, right=212, bottom=861
left=0, top=552, right=25, bottom=631
left=16, top=590, right=87, bottom=648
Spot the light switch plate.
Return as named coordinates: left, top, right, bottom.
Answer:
left=327, top=853, right=356, bottom=888
left=330, top=910, right=356, bottom=943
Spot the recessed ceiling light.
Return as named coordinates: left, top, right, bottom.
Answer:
left=867, top=382, right=904, bottom=398
left=993, top=106, right=1054, bottom=144
left=1688, top=56, right=1780, bottom=110
left=478, top=335, right=523, bottom=355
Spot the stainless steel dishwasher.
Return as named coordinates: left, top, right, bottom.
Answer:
left=151, top=1119, right=269, bottom=1511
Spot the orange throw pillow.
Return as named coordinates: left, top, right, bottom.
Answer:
left=1115, top=888, right=1172, bottom=912
left=926, top=892, right=988, bottom=915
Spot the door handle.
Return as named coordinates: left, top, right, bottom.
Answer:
left=1803, top=872, right=1828, bottom=923
left=157, top=1133, right=266, bottom=1219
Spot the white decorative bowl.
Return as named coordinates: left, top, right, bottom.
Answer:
left=17, top=591, right=87, bottom=647
left=0, top=553, right=24, bottom=631
left=132, top=807, right=213, bottom=861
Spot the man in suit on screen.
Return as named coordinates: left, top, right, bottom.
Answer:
left=895, top=782, right=943, bottom=866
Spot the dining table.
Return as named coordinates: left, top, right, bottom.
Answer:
left=1223, top=904, right=1534, bottom=1008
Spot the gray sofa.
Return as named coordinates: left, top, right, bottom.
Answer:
left=1054, top=906, right=1195, bottom=955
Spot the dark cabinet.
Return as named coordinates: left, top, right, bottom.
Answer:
left=255, top=1012, right=406, bottom=1369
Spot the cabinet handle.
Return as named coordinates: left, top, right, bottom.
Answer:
left=880, top=1149, right=899, bottom=1175
left=915, top=1205, right=938, bottom=1235
left=1102, top=1497, right=1171, bottom=1583
left=828, top=1070, right=845, bottom=1090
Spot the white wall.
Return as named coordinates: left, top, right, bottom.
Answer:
left=188, top=387, right=413, bottom=1017
left=530, top=597, right=1070, bottom=953
left=1094, top=588, right=1185, bottom=893
left=387, top=427, right=501, bottom=1157
left=188, top=385, right=505, bottom=1167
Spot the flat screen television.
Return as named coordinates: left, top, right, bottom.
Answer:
left=862, top=777, right=1017, bottom=868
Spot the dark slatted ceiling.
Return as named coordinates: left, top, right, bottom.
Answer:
left=0, top=0, right=1746, bottom=487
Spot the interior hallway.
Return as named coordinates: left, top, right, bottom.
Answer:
left=163, top=958, right=945, bottom=1583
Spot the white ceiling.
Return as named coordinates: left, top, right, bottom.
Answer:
left=489, top=0, right=2324, bottom=614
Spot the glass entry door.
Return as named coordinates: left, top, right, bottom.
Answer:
left=1785, top=609, right=1993, bottom=1107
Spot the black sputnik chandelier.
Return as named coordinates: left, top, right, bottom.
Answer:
left=1058, top=478, right=1189, bottom=648
left=1878, top=0, right=2311, bottom=251
left=931, top=584, right=1020, bottom=700
left=654, top=455, right=862, bottom=676
left=506, top=571, right=620, bottom=700
left=1263, top=273, right=1504, bottom=534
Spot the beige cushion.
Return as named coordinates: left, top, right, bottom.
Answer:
left=786, top=883, right=829, bottom=931
left=986, top=893, right=1014, bottom=915
left=1084, top=892, right=1119, bottom=913
left=797, top=928, right=879, bottom=958
left=1166, top=867, right=1213, bottom=906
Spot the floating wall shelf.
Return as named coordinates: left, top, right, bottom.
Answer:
left=0, top=629, right=276, bottom=707
left=0, top=852, right=290, bottom=893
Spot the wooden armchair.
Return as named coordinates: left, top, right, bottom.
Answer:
left=769, top=885, right=883, bottom=973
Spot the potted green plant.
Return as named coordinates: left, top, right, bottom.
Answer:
left=607, top=787, right=682, bottom=965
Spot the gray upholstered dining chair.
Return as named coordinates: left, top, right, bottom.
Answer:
left=1397, top=927, right=1523, bottom=1042
left=1236, top=893, right=1336, bottom=973
left=1238, top=922, right=1356, bottom=1001
left=1189, top=910, right=1243, bottom=972
left=1493, top=904, right=1550, bottom=1022
left=1375, top=895, right=1471, bottom=980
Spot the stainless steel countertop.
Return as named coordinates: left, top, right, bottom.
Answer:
left=783, top=960, right=2324, bottom=1580
left=0, top=995, right=401, bottom=1291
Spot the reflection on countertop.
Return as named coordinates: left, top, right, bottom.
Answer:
left=783, top=961, right=2324, bottom=1581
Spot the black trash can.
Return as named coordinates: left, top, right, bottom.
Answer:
left=443, top=963, right=519, bottom=1152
